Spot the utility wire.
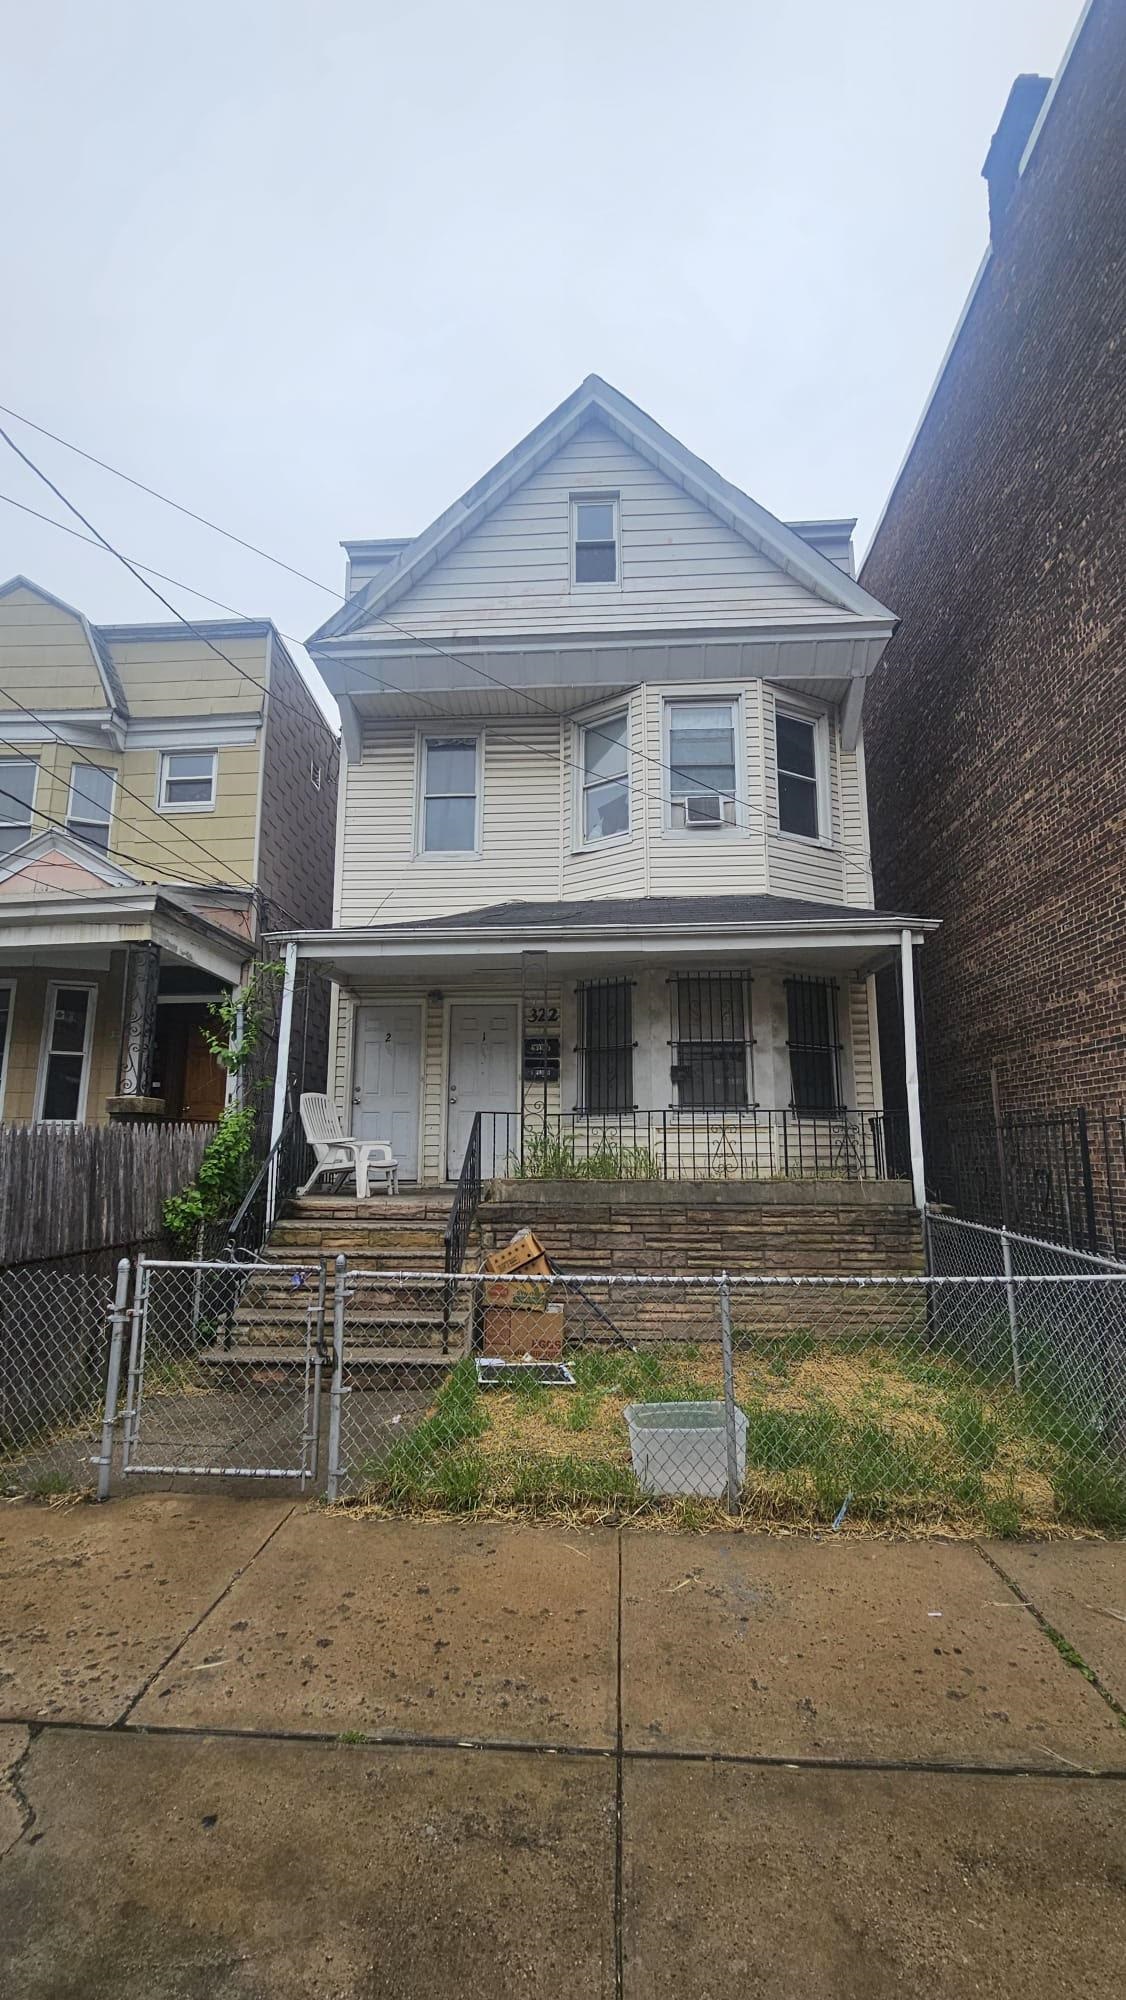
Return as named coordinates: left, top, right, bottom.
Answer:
left=0, top=400, right=339, bottom=596
left=0, top=757, right=236, bottom=891
left=0, top=408, right=876, bottom=878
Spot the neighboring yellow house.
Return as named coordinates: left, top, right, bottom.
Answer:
left=0, top=577, right=338, bottom=1125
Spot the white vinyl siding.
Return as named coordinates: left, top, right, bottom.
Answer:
left=330, top=966, right=875, bottom=1186
left=339, top=718, right=563, bottom=925
left=338, top=683, right=873, bottom=921
left=350, top=423, right=844, bottom=641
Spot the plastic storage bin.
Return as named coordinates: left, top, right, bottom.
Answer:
left=624, top=1400, right=747, bottom=1499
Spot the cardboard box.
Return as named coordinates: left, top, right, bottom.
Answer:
left=483, top=1302, right=565, bottom=1362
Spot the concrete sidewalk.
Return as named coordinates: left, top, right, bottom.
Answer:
left=1, top=1497, right=1124, bottom=1997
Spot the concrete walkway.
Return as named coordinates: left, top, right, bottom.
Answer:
left=1, top=1497, right=1124, bottom=1998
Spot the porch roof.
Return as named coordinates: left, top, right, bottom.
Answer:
left=0, top=888, right=249, bottom=984
left=271, top=892, right=937, bottom=979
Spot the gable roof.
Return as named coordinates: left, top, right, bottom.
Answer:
left=0, top=827, right=143, bottom=891
left=0, top=576, right=129, bottom=715
left=309, top=376, right=896, bottom=648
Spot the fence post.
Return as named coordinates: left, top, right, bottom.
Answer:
left=718, top=1272, right=740, bottom=1516
left=96, top=1257, right=132, bottom=1502
left=1000, top=1226, right=1022, bottom=1392
left=325, top=1253, right=347, bottom=1501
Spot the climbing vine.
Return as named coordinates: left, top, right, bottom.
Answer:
left=161, top=958, right=284, bottom=1247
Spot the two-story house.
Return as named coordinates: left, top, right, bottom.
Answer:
left=0, top=577, right=338, bottom=1125
left=276, top=377, right=934, bottom=1204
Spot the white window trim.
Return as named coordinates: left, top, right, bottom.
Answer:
left=661, top=691, right=747, bottom=837
left=0, top=978, right=16, bottom=1119
left=35, top=981, right=98, bottom=1122
left=572, top=701, right=631, bottom=852
left=65, top=763, right=116, bottom=850
left=569, top=491, right=622, bottom=592
left=774, top=698, right=833, bottom=849
left=157, top=748, right=218, bottom=815
left=0, top=755, right=39, bottom=853
left=415, top=729, right=483, bottom=860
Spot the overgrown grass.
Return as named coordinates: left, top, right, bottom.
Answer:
left=349, top=1336, right=1126, bottom=1535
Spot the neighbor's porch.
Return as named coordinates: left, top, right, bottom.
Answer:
left=0, top=897, right=249, bottom=1126
left=273, top=919, right=926, bottom=1204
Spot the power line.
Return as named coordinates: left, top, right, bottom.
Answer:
left=0, top=757, right=232, bottom=891
left=0, top=427, right=335, bottom=745
left=0, top=401, right=340, bottom=596
left=1, top=408, right=876, bottom=879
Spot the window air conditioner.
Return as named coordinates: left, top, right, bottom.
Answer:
left=683, top=793, right=735, bottom=828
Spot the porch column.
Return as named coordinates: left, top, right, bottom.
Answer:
left=107, top=942, right=164, bottom=1121
left=269, top=941, right=298, bottom=1150
left=900, top=928, right=926, bottom=1210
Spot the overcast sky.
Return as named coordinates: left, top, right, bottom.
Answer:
left=0, top=0, right=1078, bottom=721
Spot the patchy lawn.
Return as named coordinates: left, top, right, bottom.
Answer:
left=347, top=1335, right=1126, bottom=1536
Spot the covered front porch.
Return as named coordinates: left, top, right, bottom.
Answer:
left=0, top=888, right=250, bottom=1125
left=271, top=897, right=934, bottom=1208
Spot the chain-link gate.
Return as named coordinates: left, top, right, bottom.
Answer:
left=120, top=1257, right=330, bottom=1484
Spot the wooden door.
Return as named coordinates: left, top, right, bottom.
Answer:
left=181, top=1022, right=228, bottom=1123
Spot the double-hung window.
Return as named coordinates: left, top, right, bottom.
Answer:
left=669, top=973, right=752, bottom=1109
left=576, top=979, right=635, bottom=1112
left=66, top=764, right=115, bottom=852
left=580, top=711, right=629, bottom=842
left=785, top=976, right=842, bottom=1113
left=158, top=750, right=217, bottom=811
left=775, top=711, right=820, bottom=839
left=0, top=757, right=37, bottom=856
left=37, top=984, right=96, bottom=1121
left=571, top=495, right=619, bottom=585
left=421, top=736, right=478, bottom=853
left=667, top=700, right=738, bottom=829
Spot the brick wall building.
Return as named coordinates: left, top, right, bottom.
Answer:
left=860, top=0, right=1125, bottom=1213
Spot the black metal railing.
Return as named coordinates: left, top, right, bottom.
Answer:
left=477, top=1108, right=909, bottom=1183
left=443, top=1112, right=483, bottom=1357
left=224, top=1105, right=313, bottom=1261
left=444, top=1111, right=483, bottom=1273
left=927, top=1103, right=1125, bottom=1257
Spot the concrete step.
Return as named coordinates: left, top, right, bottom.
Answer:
left=258, top=1248, right=447, bottom=1275
left=197, top=1344, right=465, bottom=1377
left=284, top=1196, right=453, bottom=1224
left=270, top=1222, right=448, bottom=1252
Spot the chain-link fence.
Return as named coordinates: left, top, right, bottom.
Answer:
left=328, top=1266, right=1126, bottom=1534
left=5, top=1248, right=1126, bottom=1531
left=117, top=1258, right=330, bottom=1485
left=0, top=1261, right=123, bottom=1496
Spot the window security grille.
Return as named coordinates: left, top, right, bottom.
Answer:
left=785, top=976, right=843, bottom=1113
left=575, top=979, right=635, bottom=1111
left=668, top=973, right=753, bottom=1110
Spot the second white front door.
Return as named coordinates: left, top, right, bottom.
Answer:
left=354, top=1004, right=422, bottom=1182
left=446, top=1004, right=517, bottom=1177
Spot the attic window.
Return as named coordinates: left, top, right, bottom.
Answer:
left=310, top=756, right=323, bottom=791
left=571, top=495, right=619, bottom=585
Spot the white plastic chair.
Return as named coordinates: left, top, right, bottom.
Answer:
left=298, top=1093, right=400, bottom=1198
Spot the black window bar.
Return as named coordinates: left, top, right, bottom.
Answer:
left=574, top=978, right=636, bottom=1112
left=668, top=972, right=753, bottom=1110
left=785, top=975, right=843, bottom=1113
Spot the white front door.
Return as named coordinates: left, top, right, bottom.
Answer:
left=446, top=1004, right=517, bottom=1177
left=354, top=1004, right=422, bottom=1182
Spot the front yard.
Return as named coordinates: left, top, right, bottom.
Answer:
left=349, top=1333, right=1126, bottom=1535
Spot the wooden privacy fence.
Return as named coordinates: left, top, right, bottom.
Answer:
left=0, top=1121, right=213, bottom=1267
